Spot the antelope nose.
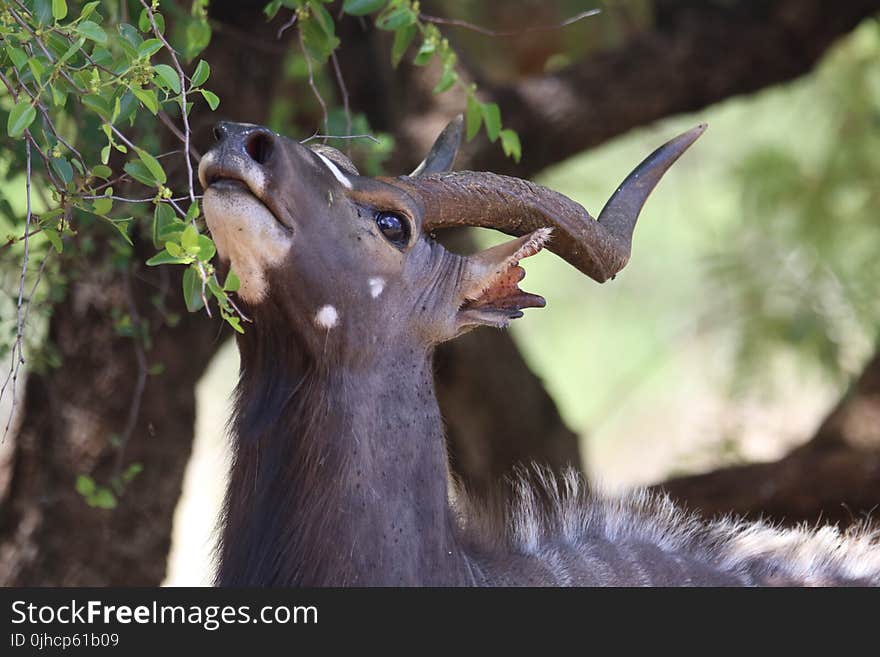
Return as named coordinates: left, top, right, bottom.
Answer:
left=211, top=122, right=275, bottom=166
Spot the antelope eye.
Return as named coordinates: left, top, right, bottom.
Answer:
left=375, top=211, right=409, bottom=247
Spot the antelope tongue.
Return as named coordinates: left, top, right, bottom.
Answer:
left=459, top=228, right=551, bottom=321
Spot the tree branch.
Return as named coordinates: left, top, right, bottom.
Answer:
left=442, top=0, right=880, bottom=176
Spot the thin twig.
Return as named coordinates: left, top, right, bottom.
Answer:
left=0, top=69, right=63, bottom=189
left=1, top=225, right=45, bottom=250
left=298, top=30, right=329, bottom=139
left=2, top=141, right=32, bottom=441
left=81, top=194, right=199, bottom=204
left=300, top=132, right=379, bottom=145
left=112, top=269, right=149, bottom=480
left=138, top=0, right=196, bottom=205
left=330, top=51, right=352, bottom=150
left=225, top=294, right=252, bottom=324
left=158, top=112, right=202, bottom=162
left=418, top=8, right=601, bottom=37
left=277, top=12, right=298, bottom=39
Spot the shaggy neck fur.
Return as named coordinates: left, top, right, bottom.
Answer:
left=217, top=314, right=880, bottom=587
left=217, top=322, right=470, bottom=586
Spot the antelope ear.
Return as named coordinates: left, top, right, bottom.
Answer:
left=455, top=228, right=551, bottom=332
left=410, top=115, right=464, bottom=177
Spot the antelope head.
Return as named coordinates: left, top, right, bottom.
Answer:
left=199, top=117, right=705, bottom=360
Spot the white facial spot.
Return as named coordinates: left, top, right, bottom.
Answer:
left=368, top=277, right=385, bottom=299
left=315, top=304, right=339, bottom=329
left=316, top=152, right=353, bottom=189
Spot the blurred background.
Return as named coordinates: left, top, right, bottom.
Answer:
left=2, top=0, right=880, bottom=586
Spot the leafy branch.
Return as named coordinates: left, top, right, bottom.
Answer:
left=266, top=0, right=527, bottom=161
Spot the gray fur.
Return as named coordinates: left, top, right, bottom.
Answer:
left=453, top=467, right=880, bottom=586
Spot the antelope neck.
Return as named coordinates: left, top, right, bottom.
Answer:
left=218, top=337, right=470, bottom=586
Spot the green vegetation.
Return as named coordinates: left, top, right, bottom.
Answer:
left=500, top=20, right=880, bottom=477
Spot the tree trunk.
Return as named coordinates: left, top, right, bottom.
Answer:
left=0, top=2, right=288, bottom=586
left=0, top=259, right=218, bottom=585
left=658, top=352, right=880, bottom=528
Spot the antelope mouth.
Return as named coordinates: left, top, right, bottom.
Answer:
left=200, top=155, right=291, bottom=233
left=459, top=228, right=550, bottom=324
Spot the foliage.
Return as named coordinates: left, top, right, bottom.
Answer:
left=0, top=0, right=523, bottom=504
left=705, top=19, right=880, bottom=389
left=265, top=0, right=521, bottom=160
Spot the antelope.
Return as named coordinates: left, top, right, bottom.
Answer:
left=199, top=117, right=880, bottom=586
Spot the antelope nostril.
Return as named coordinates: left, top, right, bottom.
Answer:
left=245, top=131, right=274, bottom=165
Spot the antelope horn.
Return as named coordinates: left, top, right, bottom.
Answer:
left=396, top=124, right=707, bottom=282
left=410, top=115, right=464, bottom=177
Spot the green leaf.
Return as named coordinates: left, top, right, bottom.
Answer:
left=82, top=94, right=111, bottom=120
left=343, top=0, right=386, bottom=16
left=28, top=57, right=46, bottom=85
left=191, top=60, right=210, bottom=87
left=433, top=66, right=458, bottom=94
left=32, top=0, right=53, bottom=24
left=91, top=164, right=112, bottom=179
left=138, top=38, right=164, bottom=59
left=131, top=86, right=159, bottom=114
left=109, top=217, right=133, bottom=245
left=185, top=201, right=200, bottom=223
left=465, top=95, right=482, bottom=141
left=58, top=37, right=84, bottom=64
left=207, top=275, right=224, bottom=300
left=76, top=21, right=108, bottom=45
left=197, top=234, right=216, bottom=262
left=5, top=46, right=28, bottom=71
left=223, top=270, right=241, bottom=292
left=7, top=101, right=36, bottom=138
left=226, top=314, right=244, bottom=334
left=138, top=8, right=152, bottom=32
left=181, top=224, right=199, bottom=251
left=153, top=64, right=181, bottom=93
left=79, top=1, right=100, bottom=21
left=145, top=249, right=189, bottom=266
left=264, top=0, right=283, bottom=19
left=300, top=14, right=339, bottom=62
left=52, top=0, right=68, bottom=21
left=182, top=266, right=205, bottom=312
left=90, top=488, right=117, bottom=509
left=75, top=475, right=96, bottom=497
left=44, top=227, right=63, bottom=254
left=391, top=23, right=417, bottom=68
left=92, top=196, right=113, bottom=216
left=152, top=203, right=178, bottom=248
left=100, top=144, right=111, bottom=164
left=134, top=147, right=166, bottom=184
left=123, top=160, right=156, bottom=186
left=50, top=86, right=67, bottom=108
left=185, top=19, right=211, bottom=59
left=122, top=462, right=143, bottom=483
left=137, top=8, right=165, bottom=33
left=309, top=2, right=336, bottom=39
left=413, top=38, right=436, bottom=66
left=200, top=89, right=220, bottom=110
left=480, top=102, right=501, bottom=142
left=166, top=241, right=184, bottom=258
left=376, top=4, right=416, bottom=30
left=50, top=157, right=74, bottom=185
left=500, top=128, right=521, bottom=163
